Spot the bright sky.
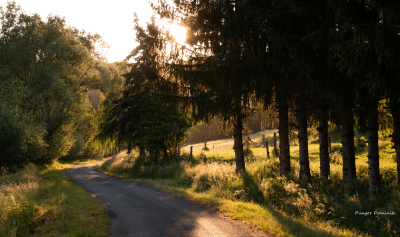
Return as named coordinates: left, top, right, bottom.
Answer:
left=6, top=0, right=186, bottom=62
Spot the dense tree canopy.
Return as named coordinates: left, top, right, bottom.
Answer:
left=145, top=0, right=400, bottom=190
left=0, top=2, right=110, bottom=169
left=103, top=17, right=192, bottom=160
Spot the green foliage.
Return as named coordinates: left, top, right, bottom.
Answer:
left=355, top=136, right=367, bottom=151
left=120, top=92, right=192, bottom=159
left=0, top=1, right=111, bottom=168
left=330, top=150, right=342, bottom=165
left=104, top=18, right=192, bottom=160
left=7, top=197, right=36, bottom=236
left=0, top=162, right=109, bottom=236
left=272, top=147, right=279, bottom=158
left=0, top=76, right=47, bottom=170
left=243, top=148, right=255, bottom=162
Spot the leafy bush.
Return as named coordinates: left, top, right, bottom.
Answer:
left=355, top=137, right=367, bottom=151
left=243, top=148, right=255, bottom=162
left=0, top=78, right=47, bottom=170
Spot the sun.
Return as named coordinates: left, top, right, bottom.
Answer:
left=168, top=24, right=187, bottom=44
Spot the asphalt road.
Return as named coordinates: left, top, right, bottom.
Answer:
left=66, top=163, right=266, bottom=237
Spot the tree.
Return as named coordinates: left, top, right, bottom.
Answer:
left=0, top=1, right=107, bottom=165
left=331, top=0, right=397, bottom=189
left=0, top=72, right=47, bottom=170
left=153, top=0, right=274, bottom=173
left=104, top=17, right=192, bottom=160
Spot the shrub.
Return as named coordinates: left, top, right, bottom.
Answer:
left=0, top=78, right=47, bottom=170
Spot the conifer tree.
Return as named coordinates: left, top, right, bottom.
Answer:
left=153, top=0, right=274, bottom=172
left=332, top=0, right=400, bottom=189
left=104, top=17, right=192, bottom=160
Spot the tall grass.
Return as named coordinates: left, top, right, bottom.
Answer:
left=0, top=162, right=109, bottom=237
left=99, top=129, right=399, bottom=237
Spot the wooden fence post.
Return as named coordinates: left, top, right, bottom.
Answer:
left=262, top=135, right=266, bottom=147
left=266, top=141, right=270, bottom=159
left=190, top=146, right=193, bottom=161
left=273, top=133, right=277, bottom=151
left=203, top=155, right=207, bottom=164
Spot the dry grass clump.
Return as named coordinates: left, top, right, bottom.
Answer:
left=100, top=150, right=134, bottom=176
left=0, top=162, right=109, bottom=237
left=0, top=164, right=39, bottom=236
left=184, top=162, right=239, bottom=197
left=100, top=128, right=400, bottom=237
left=0, top=164, right=39, bottom=200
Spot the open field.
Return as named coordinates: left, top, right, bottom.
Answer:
left=183, top=129, right=278, bottom=153
left=98, top=128, right=400, bottom=237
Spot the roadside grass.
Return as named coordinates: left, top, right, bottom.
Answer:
left=98, top=128, right=400, bottom=237
left=0, top=160, right=109, bottom=237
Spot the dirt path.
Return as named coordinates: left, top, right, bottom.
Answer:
left=66, top=163, right=265, bottom=237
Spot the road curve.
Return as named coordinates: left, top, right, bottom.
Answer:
left=66, top=163, right=264, bottom=237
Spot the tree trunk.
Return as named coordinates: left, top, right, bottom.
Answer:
left=319, top=101, right=330, bottom=180
left=297, top=88, right=310, bottom=180
left=367, top=103, right=380, bottom=193
left=233, top=111, right=245, bottom=173
left=341, top=105, right=356, bottom=183
left=279, top=101, right=291, bottom=177
left=390, top=104, right=400, bottom=188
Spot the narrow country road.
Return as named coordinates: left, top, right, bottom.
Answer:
left=66, top=163, right=266, bottom=237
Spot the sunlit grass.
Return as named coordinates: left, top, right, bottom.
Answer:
left=0, top=161, right=109, bottom=237
left=183, top=129, right=278, bottom=151
left=99, top=129, right=399, bottom=237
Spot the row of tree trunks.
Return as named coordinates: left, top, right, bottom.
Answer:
left=341, top=103, right=357, bottom=183
left=318, top=101, right=330, bottom=180
left=278, top=101, right=291, bottom=177
left=275, top=98, right=400, bottom=190
left=390, top=104, right=400, bottom=188
left=297, top=87, right=310, bottom=180
left=367, top=102, right=380, bottom=193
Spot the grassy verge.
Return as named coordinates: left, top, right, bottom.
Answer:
left=98, top=128, right=399, bottom=237
left=98, top=128, right=400, bottom=236
left=98, top=153, right=362, bottom=237
left=0, top=161, right=109, bottom=237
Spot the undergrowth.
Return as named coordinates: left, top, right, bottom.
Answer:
left=99, top=129, right=399, bottom=237
left=0, top=162, right=109, bottom=237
